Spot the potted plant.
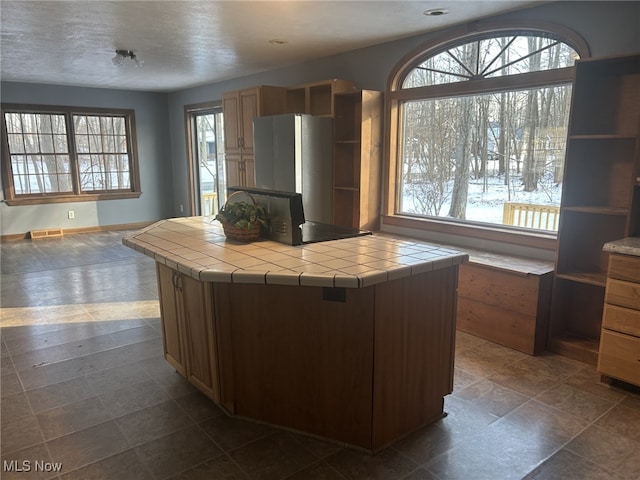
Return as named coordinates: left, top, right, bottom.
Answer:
left=214, top=192, right=269, bottom=242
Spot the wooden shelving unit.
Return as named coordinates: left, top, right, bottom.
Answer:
left=284, top=79, right=357, bottom=116
left=548, top=53, right=640, bottom=364
left=332, top=90, right=383, bottom=231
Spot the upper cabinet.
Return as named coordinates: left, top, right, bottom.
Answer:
left=223, top=86, right=286, bottom=155
left=549, top=53, right=640, bottom=364
left=222, top=86, right=286, bottom=187
left=284, top=79, right=357, bottom=116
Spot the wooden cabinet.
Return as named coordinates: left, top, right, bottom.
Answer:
left=222, top=86, right=286, bottom=187
left=548, top=54, right=640, bottom=364
left=457, top=257, right=553, bottom=355
left=332, top=90, right=383, bottom=230
left=214, top=267, right=457, bottom=452
left=156, top=263, right=220, bottom=401
left=156, top=263, right=186, bottom=376
left=284, top=79, right=356, bottom=116
left=224, top=153, right=255, bottom=190
left=598, top=253, right=640, bottom=386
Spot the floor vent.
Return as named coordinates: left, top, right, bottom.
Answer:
left=30, top=228, right=64, bottom=239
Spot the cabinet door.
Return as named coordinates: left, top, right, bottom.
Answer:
left=223, top=92, right=241, bottom=153
left=179, top=275, right=220, bottom=401
left=243, top=154, right=256, bottom=187
left=598, top=329, right=640, bottom=387
left=239, top=88, right=259, bottom=154
left=225, top=154, right=243, bottom=188
left=156, top=264, right=187, bottom=376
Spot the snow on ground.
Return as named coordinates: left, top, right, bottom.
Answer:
left=402, top=173, right=562, bottom=227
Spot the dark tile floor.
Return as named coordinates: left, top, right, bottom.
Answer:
left=1, top=230, right=640, bottom=480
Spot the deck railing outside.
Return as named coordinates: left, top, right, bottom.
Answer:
left=502, top=202, right=560, bottom=231
left=202, top=192, right=218, bottom=216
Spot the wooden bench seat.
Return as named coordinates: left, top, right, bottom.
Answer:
left=455, top=248, right=554, bottom=355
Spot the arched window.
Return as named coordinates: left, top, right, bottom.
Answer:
left=385, top=23, right=589, bottom=244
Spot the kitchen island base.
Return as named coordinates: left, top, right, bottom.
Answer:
left=159, top=263, right=458, bottom=453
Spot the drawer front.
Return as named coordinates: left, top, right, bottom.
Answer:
left=603, top=304, right=640, bottom=337
left=608, top=254, right=640, bottom=283
left=598, top=330, right=640, bottom=386
left=605, top=278, right=640, bottom=310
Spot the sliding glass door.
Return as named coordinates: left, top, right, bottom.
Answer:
left=187, top=105, right=226, bottom=216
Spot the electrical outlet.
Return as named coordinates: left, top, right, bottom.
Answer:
left=68, top=210, right=75, bottom=219
left=180, top=204, right=184, bottom=213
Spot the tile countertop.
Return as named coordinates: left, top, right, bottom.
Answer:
left=123, top=217, right=469, bottom=288
left=603, top=237, right=640, bottom=257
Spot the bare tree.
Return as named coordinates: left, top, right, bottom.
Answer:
left=448, top=95, right=473, bottom=219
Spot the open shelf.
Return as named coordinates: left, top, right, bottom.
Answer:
left=548, top=332, right=600, bottom=366
left=562, top=137, right=637, bottom=209
left=309, top=84, right=332, bottom=116
left=285, top=87, right=306, bottom=113
left=285, top=79, right=357, bottom=116
left=555, top=271, right=607, bottom=287
left=556, top=210, right=627, bottom=277
left=562, top=206, right=629, bottom=215
left=548, top=277, right=605, bottom=365
left=569, top=55, right=640, bottom=136
left=333, top=92, right=360, bottom=141
left=334, top=141, right=361, bottom=189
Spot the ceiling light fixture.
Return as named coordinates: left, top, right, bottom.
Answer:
left=423, top=8, right=450, bottom=16
left=112, top=50, right=144, bottom=67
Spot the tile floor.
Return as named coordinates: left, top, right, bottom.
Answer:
left=1, top=230, right=640, bottom=480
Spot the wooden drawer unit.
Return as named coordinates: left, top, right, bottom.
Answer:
left=606, top=279, right=640, bottom=310
left=608, top=253, right=640, bottom=283
left=603, top=304, right=640, bottom=337
left=598, top=252, right=640, bottom=387
left=598, top=330, right=640, bottom=386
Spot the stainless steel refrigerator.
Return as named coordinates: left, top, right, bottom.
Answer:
left=253, top=114, right=333, bottom=224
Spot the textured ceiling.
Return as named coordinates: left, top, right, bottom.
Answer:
left=1, top=0, right=540, bottom=92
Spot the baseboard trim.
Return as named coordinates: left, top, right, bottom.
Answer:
left=1, top=221, right=156, bottom=243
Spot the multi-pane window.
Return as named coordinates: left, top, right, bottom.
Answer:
left=4, top=112, right=72, bottom=195
left=74, top=114, right=131, bottom=192
left=388, top=29, right=585, bottom=233
left=1, top=105, right=140, bottom=204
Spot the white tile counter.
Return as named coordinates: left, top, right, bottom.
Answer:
left=123, top=217, right=468, bottom=288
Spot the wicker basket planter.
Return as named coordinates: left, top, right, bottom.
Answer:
left=220, top=221, right=261, bottom=242
left=214, top=191, right=268, bottom=243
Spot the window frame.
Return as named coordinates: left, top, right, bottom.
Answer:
left=1, top=103, right=142, bottom=205
left=383, top=21, right=590, bottom=250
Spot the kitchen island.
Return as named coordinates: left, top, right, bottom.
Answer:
left=123, top=217, right=468, bottom=452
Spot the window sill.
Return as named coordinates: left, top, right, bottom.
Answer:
left=3, top=192, right=142, bottom=206
left=382, top=214, right=558, bottom=252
